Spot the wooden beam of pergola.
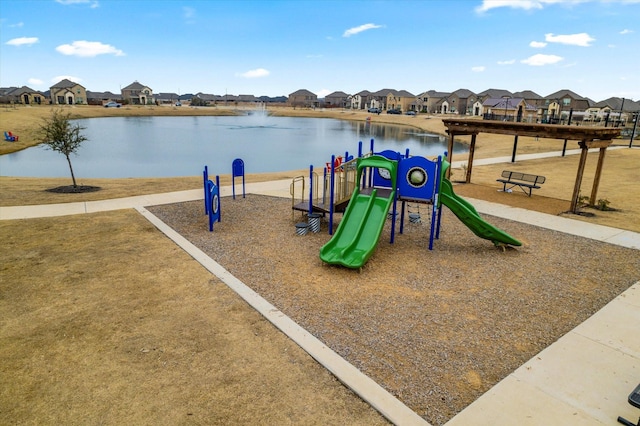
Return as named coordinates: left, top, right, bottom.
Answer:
left=442, top=118, right=621, bottom=213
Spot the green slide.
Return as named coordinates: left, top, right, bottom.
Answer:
left=439, top=177, right=522, bottom=247
left=320, top=156, right=397, bottom=269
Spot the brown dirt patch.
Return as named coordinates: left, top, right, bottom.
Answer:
left=0, top=210, right=387, bottom=425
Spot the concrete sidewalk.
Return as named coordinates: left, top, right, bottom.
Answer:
left=0, top=179, right=291, bottom=220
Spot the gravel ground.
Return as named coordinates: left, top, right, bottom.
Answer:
left=148, top=194, right=639, bottom=425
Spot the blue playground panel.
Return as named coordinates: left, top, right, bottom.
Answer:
left=203, top=165, right=221, bottom=232
left=232, top=158, right=245, bottom=199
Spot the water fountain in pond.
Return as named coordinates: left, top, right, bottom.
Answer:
left=242, top=102, right=274, bottom=128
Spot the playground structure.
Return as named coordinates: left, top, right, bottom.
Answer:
left=203, top=166, right=221, bottom=232
left=202, top=158, right=247, bottom=232
left=232, top=158, right=245, bottom=199
left=293, top=139, right=522, bottom=269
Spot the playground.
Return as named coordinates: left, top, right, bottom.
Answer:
left=2, top=154, right=639, bottom=425
left=149, top=142, right=640, bottom=424
left=148, top=190, right=639, bottom=425
left=145, top=143, right=638, bottom=424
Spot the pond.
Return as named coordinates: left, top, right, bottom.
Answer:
left=0, top=115, right=467, bottom=178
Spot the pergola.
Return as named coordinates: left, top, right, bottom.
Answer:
left=442, top=118, right=622, bottom=212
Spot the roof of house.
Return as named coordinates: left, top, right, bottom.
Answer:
left=419, top=90, right=451, bottom=98
left=0, top=87, right=18, bottom=95
left=86, top=91, right=121, bottom=99
left=154, top=92, right=179, bottom=100
left=593, top=97, right=640, bottom=112
left=478, top=88, right=513, bottom=98
left=371, top=88, right=396, bottom=96
left=5, top=85, right=40, bottom=95
left=512, top=90, right=542, bottom=99
left=122, top=81, right=149, bottom=91
left=545, top=89, right=585, bottom=100
left=395, top=89, right=415, bottom=97
left=483, top=97, right=536, bottom=110
left=452, top=88, right=475, bottom=98
left=237, top=94, right=258, bottom=101
left=289, top=89, right=316, bottom=97
left=325, top=91, right=349, bottom=98
left=51, top=79, right=84, bottom=89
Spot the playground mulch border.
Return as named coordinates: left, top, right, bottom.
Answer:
left=148, top=194, right=640, bottom=426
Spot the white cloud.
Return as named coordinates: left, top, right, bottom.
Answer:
left=52, top=75, right=83, bottom=83
left=183, top=6, right=196, bottom=23
left=476, top=0, right=545, bottom=13
left=56, top=0, right=99, bottom=8
left=9, top=22, right=24, bottom=28
left=316, top=89, right=332, bottom=98
left=183, top=6, right=195, bottom=18
left=56, top=40, right=125, bottom=57
left=521, top=53, right=563, bottom=66
left=28, top=78, right=44, bottom=86
left=530, top=41, right=547, bottom=48
left=476, top=0, right=640, bottom=13
left=238, top=68, right=270, bottom=78
left=497, top=59, right=516, bottom=65
left=620, top=29, right=634, bottom=34
left=471, top=66, right=486, bottom=72
left=545, top=32, right=595, bottom=46
left=6, top=37, right=39, bottom=46
left=343, top=23, right=383, bottom=37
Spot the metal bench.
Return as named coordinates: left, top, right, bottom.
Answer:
left=618, top=383, right=640, bottom=426
left=496, top=170, right=545, bottom=197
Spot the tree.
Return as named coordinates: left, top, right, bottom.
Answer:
left=40, top=110, right=88, bottom=188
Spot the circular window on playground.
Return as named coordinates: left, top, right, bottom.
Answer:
left=211, top=194, right=219, bottom=214
left=378, top=168, right=392, bottom=180
left=406, top=167, right=428, bottom=188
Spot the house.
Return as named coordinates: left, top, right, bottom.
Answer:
left=349, top=90, right=371, bottom=110
left=541, top=89, right=592, bottom=123
left=258, top=95, right=288, bottom=104
left=416, top=90, right=451, bottom=114
left=154, top=92, right=180, bottom=105
left=324, top=91, right=349, bottom=108
left=0, top=86, right=45, bottom=105
left=121, top=81, right=153, bottom=105
left=482, top=97, right=537, bottom=122
left=50, top=79, right=87, bottom=105
left=590, top=97, right=640, bottom=125
left=237, top=94, right=259, bottom=104
left=449, top=88, right=477, bottom=115
left=385, top=89, right=415, bottom=112
left=288, top=89, right=318, bottom=108
left=86, top=91, right=122, bottom=105
left=513, top=90, right=543, bottom=108
left=192, top=92, right=217, bottom=106
left=477, top=88, right=513, bottom=103
left=366, top=89, right=393, bottom=111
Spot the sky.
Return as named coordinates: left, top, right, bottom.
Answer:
left=1, top=0, right=639, bottom=102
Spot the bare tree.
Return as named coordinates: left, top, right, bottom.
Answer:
left=40, top=110, right=88, bottom=188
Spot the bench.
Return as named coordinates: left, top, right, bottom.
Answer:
left=617, top=382, right=639, bottom=426
left=496, top=170, right=545, bottom=197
